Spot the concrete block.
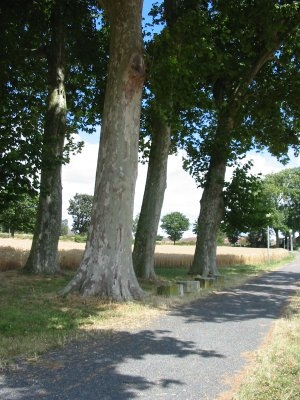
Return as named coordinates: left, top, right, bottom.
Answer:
left=194, top=276, right=216, bottom=288
left=157, top=283, right=184, bottom=296
left=176, top=280, right=201, bottom=293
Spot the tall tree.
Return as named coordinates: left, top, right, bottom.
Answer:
left=262, top=168, right=300, bottom=245
left=133, top=106, right=172, bottom=279
left=23, top=0, right=67, bottom=274
left=15, top=0, right=107, bottom=274
left=60, top=0, right=145, bottom=300
left=222, top=163, right=271, bottom=240
left=1, top=0, right=107, bottom=273
left=182, top=1, right=300, bottom=276
left=282, top=169, right=300, bottom=235
left=133, top=0, right=200, bottom=279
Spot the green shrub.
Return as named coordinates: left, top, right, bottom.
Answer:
left=74, top=234, right=87, bottom=243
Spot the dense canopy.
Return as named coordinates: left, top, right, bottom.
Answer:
left=1, top=0, right=299, bottom=298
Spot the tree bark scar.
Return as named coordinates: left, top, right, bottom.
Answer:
left=125, top=53, right=145, bottom=101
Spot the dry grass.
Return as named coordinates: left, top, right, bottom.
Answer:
left=0, top=238, right=289, bottom=271
left=153, top=245, right=288, bottom=268
left=0, top=246, right=29, bottom=270
left=59, top=249, right=84, bottom=270
left=0, top=238, right=85, bottom=271
left=229, top=292, right=300, bottom=400
left=0, top=238, right=85, bottom=251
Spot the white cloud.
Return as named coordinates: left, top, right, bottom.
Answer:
left=62, top=141, right=98, bottom=222
left=225, top=150, right=299, bottom=182
left=244, top=152, right=290, bottom=176
left=134, top=151, right=202, bottom=237
left=62, top=143, right=201, bottom=236
left=62, top=140, right=299, bottom=236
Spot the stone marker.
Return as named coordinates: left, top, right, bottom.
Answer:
left=194, top=276, right=216, bottom=288
left=176, top=280, right=201, bottom=293
left=157, top=283, right=184, bottom=296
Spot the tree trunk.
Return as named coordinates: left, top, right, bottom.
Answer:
left=23, top=0, right=66, bottom=274
left=190, top=41, right=277, bottom=276
left=190, top=154, right=226, bottom=277
left=133, top=113, right=171, bottom=279
left=190, top=107, right=234, bottom=277
left=60, top=0, right=145, bottom=300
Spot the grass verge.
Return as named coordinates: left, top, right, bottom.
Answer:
left=0, top=271, right=162, bottom=369
left=230, top=291, right=300, bottom=400
left=0, top=254, right=295, bottom=370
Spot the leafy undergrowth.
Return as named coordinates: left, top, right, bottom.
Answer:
left=0, top=254, right=294, bottom=369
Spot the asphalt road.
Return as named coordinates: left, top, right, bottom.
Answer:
left=1, top=254, right=299, bottom=400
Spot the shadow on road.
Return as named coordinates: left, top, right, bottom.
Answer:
left=1, top=262, right=299, bottom=400
left=1, top=327, right=224, bottom=399
left=170, top=268, right=300, bottom=324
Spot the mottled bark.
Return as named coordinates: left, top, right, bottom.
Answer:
left=191, top=36, right=280, bottom=277
left=190, top=155, right=226, bottom=277
left=23, top=0, right=66, bottom=274
left=132, top=0, right=181, bottom=280
left=60, top=0, right=145, bottom=300
left=133, top=114, right=171, bottom=279
left=190, top=111, right=233, bottom=277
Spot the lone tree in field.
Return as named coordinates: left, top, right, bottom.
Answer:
left=68, top=193, right=93, bottom=234
left=161, top=212, right=190, bottom=245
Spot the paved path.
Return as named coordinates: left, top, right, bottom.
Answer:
left=1, top=254, right=299, bottom=400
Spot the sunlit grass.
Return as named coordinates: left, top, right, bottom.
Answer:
left=231, top=292, right=300, bottom=400
left=0, top=271, right=162, bottom=368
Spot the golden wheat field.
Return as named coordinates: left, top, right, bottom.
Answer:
left=0, top=238, right=290, bottom=271
left=154, top=245, right=289, bottom=268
